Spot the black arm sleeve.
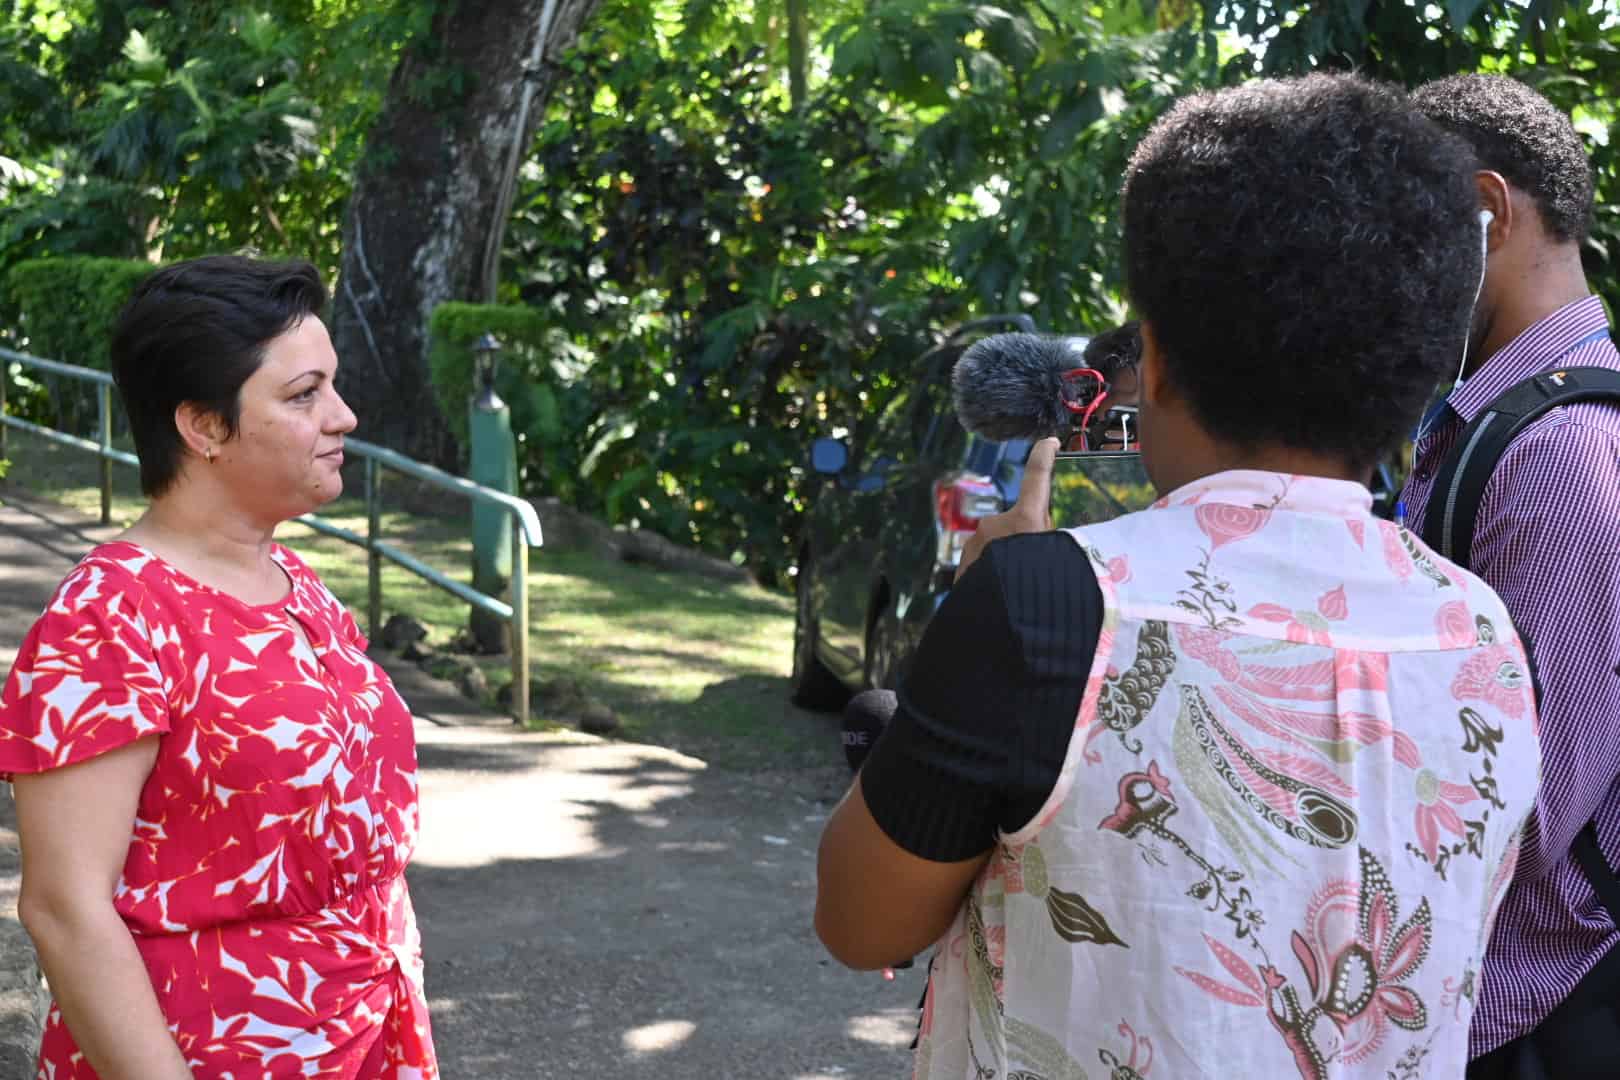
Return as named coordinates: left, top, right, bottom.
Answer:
left=859, top=531, right=1104, bottom=862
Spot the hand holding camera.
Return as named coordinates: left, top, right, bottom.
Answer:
left=954, top=436, right=1060, bottom=583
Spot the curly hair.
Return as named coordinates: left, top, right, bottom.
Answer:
left=1083, top=320, right=1141, bottom=380
left=1122, top=74, right=1481, bottom=469
left=1412, top=74, right=1593, bottom=244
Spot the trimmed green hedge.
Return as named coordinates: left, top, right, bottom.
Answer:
left=1, top=257, right=154, bottom=370
left=0, top=257, right=154, bottom=433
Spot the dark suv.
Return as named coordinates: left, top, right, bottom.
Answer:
left=790, top=316, right=1155, bottom=709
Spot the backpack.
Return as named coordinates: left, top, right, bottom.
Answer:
left=1419, top=364, right=1620, bottom=917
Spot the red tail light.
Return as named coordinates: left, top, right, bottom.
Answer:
left=934, top=473, right=1001, bottom=567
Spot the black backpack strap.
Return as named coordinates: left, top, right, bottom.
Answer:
left=1418, top=365, right=1620, bottom=922
left=1420, top=366, right=1620, bottom=562
left=1575, top=821, right=1620, bottom=921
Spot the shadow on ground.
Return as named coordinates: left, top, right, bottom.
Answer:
left=407, top=724, right=921, bottom=1080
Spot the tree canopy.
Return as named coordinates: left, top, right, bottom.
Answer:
left=2, top=0, right=1617, bottom=582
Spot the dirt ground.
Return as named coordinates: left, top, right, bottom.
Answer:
left=404, top=715, right=924, bottom=1079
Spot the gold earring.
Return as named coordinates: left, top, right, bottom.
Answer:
left=205, top=447, right=215, bottom=463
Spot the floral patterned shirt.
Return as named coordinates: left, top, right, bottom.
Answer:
left=0, top=541, right=437, bottom=1078
left=912, top=471, right=1541, bottom=1079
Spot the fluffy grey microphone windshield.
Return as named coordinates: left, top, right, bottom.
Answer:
left=952, top=332, right=1076, bottom=442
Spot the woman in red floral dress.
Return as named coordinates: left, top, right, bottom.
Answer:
left=0, top=256, right=437, bottom=1078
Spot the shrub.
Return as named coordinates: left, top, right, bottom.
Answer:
left=0, top=256, right=153, bottom=434
left=1, top=257, right=154, bottom=370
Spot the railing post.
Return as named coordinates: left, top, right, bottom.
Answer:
left=97, top=383, right=112, bottom=524
left=366, top=457, right=382, bottom=641
left=468, top=334, right=517, bottom=654
left=510, top=517, right=530, bottom=727
left=0, top=357, right=9, bottom=464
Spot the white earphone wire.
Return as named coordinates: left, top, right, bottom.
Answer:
left=1453, top=209, right=1493, bottom=391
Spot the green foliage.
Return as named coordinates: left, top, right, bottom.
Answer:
left=0, top=1, right=426, bottom=280
left=427, top=303, right=581, bottom=499
left=0, top=255, right=152, bottom=433
left=1205, top=0, right=1620, bottom=314
left=483, top=0, right=1620, bottom=585
left=825, top=1, right=1196, bottom=328
left=496, top=0, right=1203, bottom=583
left=0, top=351, right=51, bottom=432
left=1, top=256, right=152, bottom=372
left=8, top=0, right=1620, bottom=587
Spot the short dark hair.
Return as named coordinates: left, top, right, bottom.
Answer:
left=110, top=255, right=327, bottom=497
left=1412, top=74, right=1593, bottom=244
left=1083, top=321, right=1141, bottom=379
left=1123, top=74, right=1481, bottom=469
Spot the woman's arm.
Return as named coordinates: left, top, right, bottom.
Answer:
left=13, top=737, right=193, bottom=1080
left=815, top=529, right=1102, bottom=969
left=816, top=777, right=991, bottom=969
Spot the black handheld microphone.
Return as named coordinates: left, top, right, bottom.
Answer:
left=842, top=689, right=897, bottom=773
left=951, top=333, right=1088, bottom=443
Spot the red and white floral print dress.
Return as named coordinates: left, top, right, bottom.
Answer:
left=0, top=541, right=437, bottom=1079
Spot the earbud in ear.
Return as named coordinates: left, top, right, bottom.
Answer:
left=1479, top=209, right=1495, bottom=228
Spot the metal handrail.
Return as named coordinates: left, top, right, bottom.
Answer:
left=0, top=346, right=543, bottom=725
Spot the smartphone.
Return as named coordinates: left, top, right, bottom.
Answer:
left=1047, top=448, right=1156, bottom=527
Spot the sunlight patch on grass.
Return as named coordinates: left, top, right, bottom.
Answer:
left=0, top=430, right=146, bottom=525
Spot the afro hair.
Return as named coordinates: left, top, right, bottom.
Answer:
left=1412, top=73, right=1593, bottom=245
left=1123, top=73, right=1482, bottom=469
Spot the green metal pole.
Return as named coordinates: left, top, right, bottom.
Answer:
left=97, top=383, right=112, bottom=524
left=468, top=336, right=518, bottom=654
left=366, top=457, right=382, bottom=642
left=511, top=521, right=530, bottom=726
left=469, top=405, right=516, bottom=581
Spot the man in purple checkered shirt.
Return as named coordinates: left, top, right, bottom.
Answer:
left=1402, top=75, right=1620, bottom=1077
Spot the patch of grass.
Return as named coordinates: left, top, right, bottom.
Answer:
left=0, top=428, right=147, bottom=525
left=0, top=428, right=839, bottom=770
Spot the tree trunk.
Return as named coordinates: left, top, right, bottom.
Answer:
left=330, top=0, right=603, bottom=468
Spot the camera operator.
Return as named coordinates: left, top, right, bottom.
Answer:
left=815, top=74, right=1543, bottom=1078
